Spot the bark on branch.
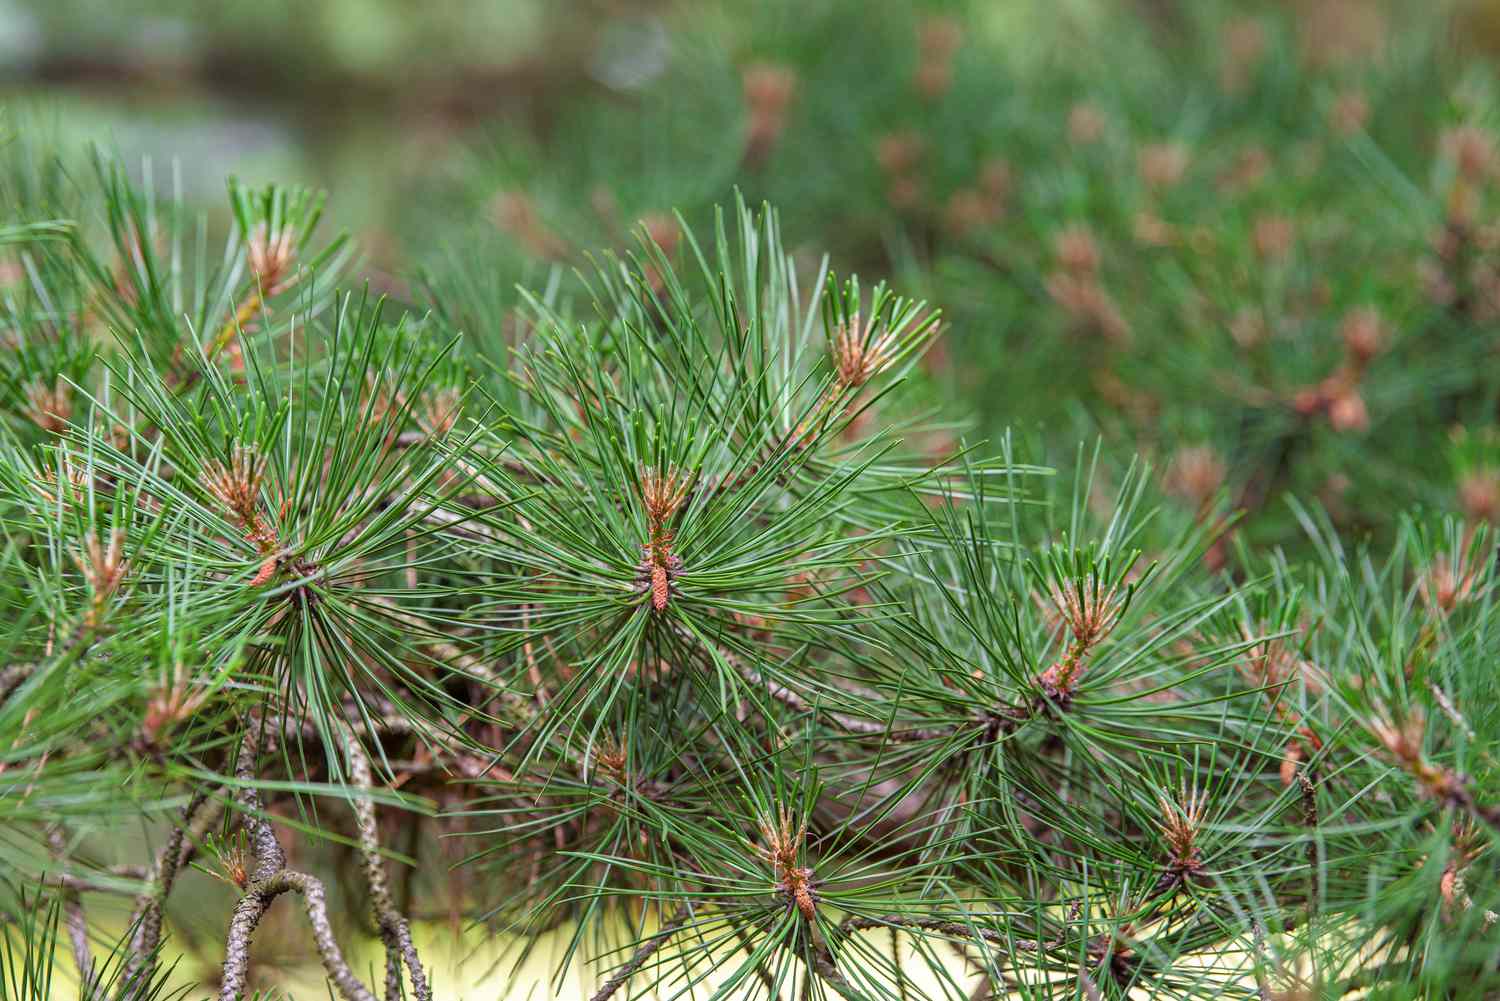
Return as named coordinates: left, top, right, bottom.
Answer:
left=217, top=726, right=379, bottom=1001
left=341, top=722, right=432, bottom=1001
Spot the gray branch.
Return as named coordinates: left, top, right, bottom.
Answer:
left=217, top=725, right=378, bottom=1001
left=45, top=825, right=94, bottom=992
left=341, top=721, right=432, bottom=1001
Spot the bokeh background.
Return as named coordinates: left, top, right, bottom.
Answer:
left=8, top=0, right=1500, bottom=996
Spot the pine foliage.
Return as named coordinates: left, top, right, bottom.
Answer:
left=3, top=3, right=1500, bottom=999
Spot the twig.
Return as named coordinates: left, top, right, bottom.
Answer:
left=589, top=903, right=692, bottom=1001
left=45, top=826, right=94, bottom=991
left=341, top=722, right=432, bottom=1001
left=807, top=932, right=863, bottom=1001
left=218, top=726, right=379, bottom=1001
left=0, top=663, right=34, bottom=704
left=1252, top=921, right=1275, bottom=1001
left=120, top=790, right=209, bottom=998
left=1298, top=765, right=1320, bottom=915
left=719, top=641, right=954, bottom=742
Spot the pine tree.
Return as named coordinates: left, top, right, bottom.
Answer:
left=3, top=2, right=1500, bottom=997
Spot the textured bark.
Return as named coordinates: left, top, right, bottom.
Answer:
left=342, top=721, right=432, bottom=1001
left=217, top=725, right=379, bottom=1001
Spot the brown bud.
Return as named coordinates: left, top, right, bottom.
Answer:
left=742, top=63, right=797, bottom=166
left=1218, top=146, right=1271, bottom=195
left=1164, top=445, right=1226, bottom=509
left=1139, top=143, right=1189, bottom=190
left=21, top=379, right=72, bottom=435
left=1252, top=214, right=1296, bottom=262
left=1442, top=125, right=1495, bottom=183
left=979, top=158, right=1014, bottom=200
left=1068, top=102, right=1106, bottom=145
left=876, top=132, right=925, bottom=176
left=1220, top=17, right=1266, bottom=93
left=1459, top=470, right=1500, bottom=523
left=1326, top=387, right=1369, bottom=432
left=1053, top=225, right=1101, bottom=276
left=1339, top=307, right=1386, bottom=364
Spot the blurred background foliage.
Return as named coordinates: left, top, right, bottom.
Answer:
left=8, top=0, right=1500, bottom=557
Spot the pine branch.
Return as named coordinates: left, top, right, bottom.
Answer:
left=588, top=903, right=692, bottom=1001
left=218, top=726, right=379, bottom=1001
left=341, top=722, right=432, bottom=1001
left=120, top=791, right=219, bottom=998
left=45, top=825, right=95, bottom=991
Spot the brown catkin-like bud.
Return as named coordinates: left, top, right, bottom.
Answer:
left=1068, top=102, right=1106, bottom=145
left=1054, top=225, right=1101, bottom=276
left=246, top=221, right=297, bottom=296
left=980, top=157, right=1014, bottom=200
left=1139, top=142, right=1189, bottom=190
left=1327, top=386, right=1369, bottom=432
left=21, top=379, right=72, bottom=435
left=755, top=808, right=816, bottom=920
left=641, top=467, right=690, bottom=535
left=943, top=187, right=990, bottom=237
left=250, top=556, right=278, bottom=588
left=1443, top=125, right=1495, bottom=183
left=651, top=561, right=670, bottom=613
left=831, top=312, right=900, bottom=391
left=1253, top=214, right=1296, bottom=262
left=1164, top=445, right=1226, bottom=509
left=1219, top=146, right=1271, bottom=195
left=1221, top=17, right=1266, bottom=93
left=915, top=16, right=962, bottom=100
left=742, top=62, right=797, bottom=166
left=1339, top=307, right=1386, bottom=364
left=876, top=132, right=925, bottom=176
left=1459, top=470, right=1500, bottom=523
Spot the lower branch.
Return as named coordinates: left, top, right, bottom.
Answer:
left=45, top=826, right=94, bottom=991
left=589, top=903, right=692, bottom=1001
left=341, top=722, right=432, bottom=1001
left=122, top=790, right=210, bottom=996
left=218, top=725, right=378, bottom=1001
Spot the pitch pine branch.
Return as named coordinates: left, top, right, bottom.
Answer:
left=217, top=726, right=378, bottom=1001
left=45, top=825, right=95, bottom=991
left=588, top=903, right=692, bottom=1001
left=341, top=722, right=432, bottom=1001
left=120, top=790, right=210, bottom=999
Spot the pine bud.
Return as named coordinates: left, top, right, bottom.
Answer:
left=1067, top=101, right=1106, bottom=146
left=1339, top=307, right=1386, bottom=364
left=1138, top=142, right=1189, bottom=191
left=1458, top=469, right=1500, bottom=523
left=1252, top=214, right=1296, bottom=262
left=830, top=312, right=899, bottom=391
left=754, top=807, right=816, bottom=920
left=1442, top=125, right=1496, bottom=184
left=21, top=379, right=72, bottom=435
left=1164, top=445, right=1226, bottom=509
